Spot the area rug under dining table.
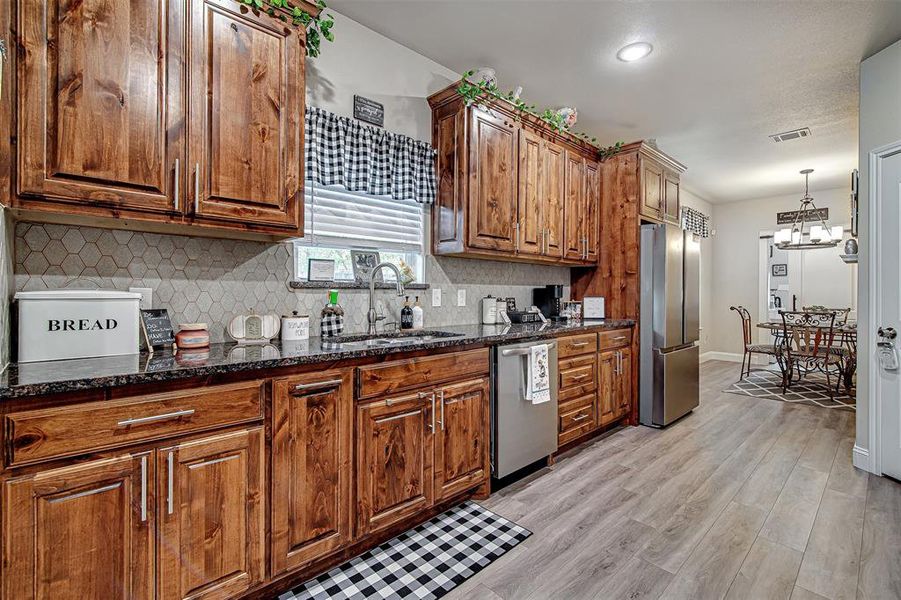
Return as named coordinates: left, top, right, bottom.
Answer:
left=725, top=368, right=856, bottom=411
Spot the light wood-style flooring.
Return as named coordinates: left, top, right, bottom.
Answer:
left=448, top=361, right=901, bottom=600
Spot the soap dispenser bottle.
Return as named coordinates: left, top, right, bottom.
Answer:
left=412, top=295, right=424, bottom=329
left=400, top=296, right=414, bottom=330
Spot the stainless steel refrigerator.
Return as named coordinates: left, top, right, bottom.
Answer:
left=639, top=223, right=700, bottom=427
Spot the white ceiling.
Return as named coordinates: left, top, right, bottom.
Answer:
left=329, top=0, right=901, bottom=203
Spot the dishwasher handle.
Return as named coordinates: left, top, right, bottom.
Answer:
left=501, top=341, right=557, bottom=357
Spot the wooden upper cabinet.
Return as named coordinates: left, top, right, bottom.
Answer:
left=585, top=159, right=600, bottom=263
left=17, top=0, right=183, bottom=213
left=563, top=150, right=586, bottom=261
left=2, top=452, right=155, bottom=600
left=356, top=392, right=434, bottom=537
left=187, top=0, right=303, bottom=230
left=517, top=128, right=544, bottom=256
left=158, top=427, right=265, bottom=600
left=434, top=378, right=490, bottom=500
left=640, top=158, right=664, bottom=221
left=271, top=371, right=353, bottom=574
left=543, top=140, right=566, bottom=259
left=468, top=108, right=518, bottom=252
left=663, top=169, right=681, bottom=224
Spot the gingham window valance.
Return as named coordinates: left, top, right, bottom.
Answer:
left=681, top=205, right=711, bottom=238
left=305, top=106, right=437, bottom=204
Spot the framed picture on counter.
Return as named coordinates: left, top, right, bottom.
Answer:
left=308, top=258, right=336, bottom=282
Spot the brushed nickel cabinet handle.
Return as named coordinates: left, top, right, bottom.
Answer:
left=173, top=158, right=180, bottom=212
left=194, top=162, right=200, bottom=214
left=140, top=455, right=148, bottom=522
left=438, top=390, right=445, bottom=431
left=571, top=373, right=589, bottom=381
left=117, top=409, right=195, bottom=427
left=572, top=413, right=590, bottom=422
left=569, top=341, right=589, bottom=348
left=515, top=222, right=520, bottom=253
left=293, top=379, right=342, bottom=392
left=166, top=451, right=174, bottom=515
left=430, top=392, right=436, bottom=433
left=612, top=336, right=628, bottom=341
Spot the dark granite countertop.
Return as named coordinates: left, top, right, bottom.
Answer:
left=0, top=320, right=633, bottom=400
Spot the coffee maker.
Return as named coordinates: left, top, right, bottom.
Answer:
left=532, top=285, right=565, bottom=321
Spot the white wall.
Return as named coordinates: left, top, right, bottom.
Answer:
left=857, top=39, right=901, bottom=469
left=707, top=186, right=852, bottom=356
left=681, top=188, right=715, bottom=354
left=305, top=10, right=458, bottom=142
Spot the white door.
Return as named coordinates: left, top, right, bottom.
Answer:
left=877, top=148, right=901, bottom=479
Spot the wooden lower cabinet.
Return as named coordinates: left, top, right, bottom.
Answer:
left=616, top=348, right=634, bottom=419
left=434, top=378, right=490, bottom=500
left=356, top=391, right=435, bottom=537
left=271, top=371, right=353, bottom=574
left=598, top=347, right=633, bottom=426
left=158, top=427, right=265, bottom=600
left=2, top=452, right=156, bottom=600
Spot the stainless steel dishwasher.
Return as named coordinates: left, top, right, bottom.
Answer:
left=491, top=339, right=559, bottom=478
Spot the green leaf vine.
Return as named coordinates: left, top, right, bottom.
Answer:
left=238, top=0, right=335, bottom=58
left=458, top=70, right=624, bottom=160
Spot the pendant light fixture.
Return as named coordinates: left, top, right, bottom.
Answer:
left=774, top=169, right=843, bottom=250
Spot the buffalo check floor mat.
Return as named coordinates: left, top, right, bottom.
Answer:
left=278, top=501, right=531, bottom=600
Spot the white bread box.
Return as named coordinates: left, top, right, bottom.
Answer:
left=16, top=290, right=142, bottom=363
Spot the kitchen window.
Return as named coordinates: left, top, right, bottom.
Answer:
left=293, top=183, right=426, bottom=282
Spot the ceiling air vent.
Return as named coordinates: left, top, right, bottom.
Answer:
left=770, top=127, right=811, bottom=143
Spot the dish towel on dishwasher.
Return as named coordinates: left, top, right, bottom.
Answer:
left=525, top=343, right=551, bottom=404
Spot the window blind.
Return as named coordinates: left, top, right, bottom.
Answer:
left=302, top=183, right=425, bottom=252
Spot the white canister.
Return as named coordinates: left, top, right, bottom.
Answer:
left=281, top=311, right=310, bottom=341
left=481, top=296, right=497, bottom=325
left=15, top=290, right=142, bottom=362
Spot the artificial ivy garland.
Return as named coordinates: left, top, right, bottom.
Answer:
left=458, top=70, right=623, bottom=160
left=238, top=0, right=335, bottom=58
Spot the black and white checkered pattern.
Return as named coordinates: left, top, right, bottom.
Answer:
left=319, top=314, right=344, bottom=337
left=681, top=205, right=711, bottom=238
left=305, top=107, right=438, bottom=204
left=279, top=501, right=531, bottom=600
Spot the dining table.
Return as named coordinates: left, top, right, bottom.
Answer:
left=755, top=320, right=857, bottom=391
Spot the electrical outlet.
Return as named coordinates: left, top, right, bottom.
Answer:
left=432, top=288, right=441, bottom=307
left=129, top=287, right=153, bottom=310
left=457, top=289, right=466, bottom=307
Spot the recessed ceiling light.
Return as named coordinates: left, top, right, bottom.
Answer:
left=617, top=42, right=653, bottom=62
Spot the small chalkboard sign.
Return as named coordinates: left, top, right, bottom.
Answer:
left=354, top=95, right=384, bottom=127
left=140, top=309, right=175, bottom=351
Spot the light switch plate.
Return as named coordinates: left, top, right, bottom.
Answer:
left=457, top=289, right=466, bottom=306
left=432, top=288, right=441, bottom=307
left=129, top=287, right=153, bottom=310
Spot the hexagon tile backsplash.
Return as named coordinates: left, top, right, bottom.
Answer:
left=13, top=222, right=571, bottom=343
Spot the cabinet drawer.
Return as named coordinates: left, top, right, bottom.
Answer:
left=357, top=348, right=489, bottom=400
left=558, top=354, right=597, bottom=402
left=598, top=329, right=632, bottom=351
left=558, top=398, right=595, bottom=444
left=557, top=333, right=598, bottom=358
left=6, top=381, right=264, bottom=467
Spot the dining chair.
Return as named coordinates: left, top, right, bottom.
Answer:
left=779, top=310, right=846, bottom=397
left=801, top=305, right=856, bottom=391
left=730, top=305, right=781, bottom=379
left=802, top=306, right=852, bottom=324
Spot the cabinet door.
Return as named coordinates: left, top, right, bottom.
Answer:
left=357, top=392, right=434, bottom=536
left=18, top=0, right=184, bottom=213
left=435, top=378, right=490, bottom=500
left=616, top=348, right=634, bottom=418
left=271, top=371, right=353, bottom=574
left=563, top=150, right=586, bottom=261
left=158, top=427, right=265, bottom=600
left=597, top=350, right=618, bottom=426
left=543, top=140, right=566, bottom=258
left=640, top=159, right=663, bottom=220
left=585, top=159, right=601, bottom=263
left=663, top=170, right=681, bottom=224
left=2, top=453, right=154, bottom=600
left=467, top=108, right=518, bottom=252
left=517, top=129, right=544, bottom=256
left=187, top=0, right=302, bottom=229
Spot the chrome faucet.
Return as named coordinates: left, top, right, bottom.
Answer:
left=367, top=262, right=405, bottom=334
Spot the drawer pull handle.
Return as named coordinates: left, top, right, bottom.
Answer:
left=569, top=341, right=589, bottom=347
left=571, top=413, right=590, bottom=422
left=293, top=379, right=342, bottom=392
left=571, top=374, right=589, bottom=381
left=501, top=341, right=557, bottom=356
left=611, top=336, right=628, bottom=341
left=117, top=409, right=195, bottom=427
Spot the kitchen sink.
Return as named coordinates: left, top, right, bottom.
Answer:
left=323, top=330, right=464, bottom=349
